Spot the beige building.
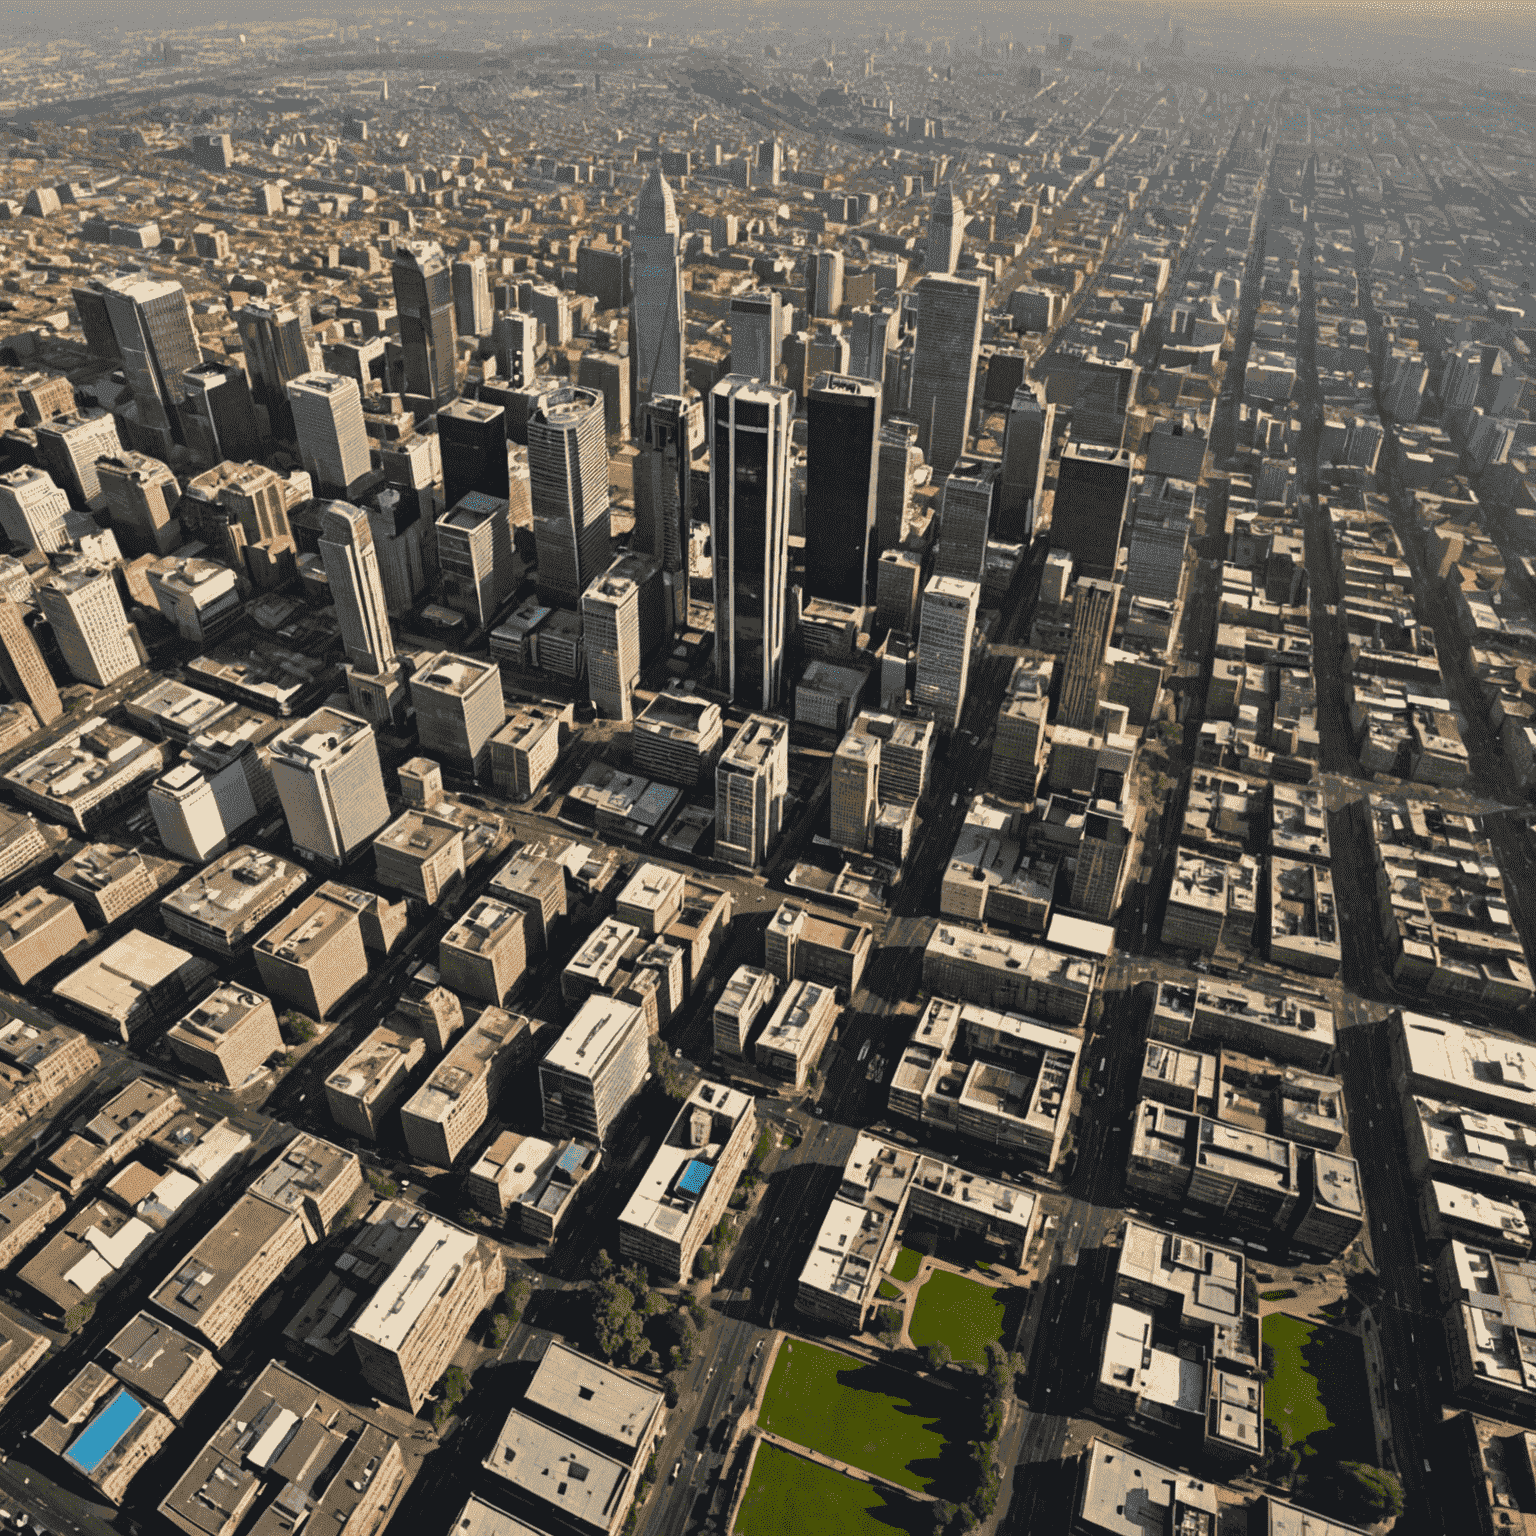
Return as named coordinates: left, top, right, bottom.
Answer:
left=514, top=1138, right=602, bottom=1243
left=756, top=980, right=839, bottom=1089
left=0, top=887, right=85, bottom=985
left=159, top=846, right=307, bottom=957
left=0, top=1310, right=49, bottom=1411
left=373, top=809, right=466, bottom=904
left=400, top=1007, right=533, bottom=1166
left=0, top=1175, right=66, bottom=1268
left=488, top=852, right=568, bottom=960
left=0, top=1015, right=98, bottom=1143
left=53, top=930, right=210, bottom=1042
left=326, top=1022, right=427, bottom=1138
left=713, top=965, right=776, bottom=1057
left=32, top=1361, right=175, bottom=1503
left=763, top=902, right=873, bottom=994
left=54, top=842, right=182, bottom=926
left=21, top=1197, right=159, bottom=1318
left=254, top=887, right=368, bottom=1019
left=921, top=922, right=1098, bottom=1029
left=104, top=1312, right=220, bottom=1419
left=248, top=1132, right=363, bottom=1242
left=41, top=1079, right=182, bottom=1195
left=540, top=996, right=649, bottom=1145
left=440, top=896, right=528, bottom=1005
left=397, top=963, right=464, bottom=1051
left=349, top=1215, right=505, bottom=1412
left=166, top=985, right=282, bottom=1087
left=615, top=862, right=687, bottom=936
left=317, top=880, right=409, bottom=954
left=562, top=917, right=640, bottom=1006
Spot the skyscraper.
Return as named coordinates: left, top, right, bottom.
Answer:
left=71, top=281, right=120, bottom=362
left=728, top=290, right=783, bottom=384
left=715, top=715, right=789, bottom=869
left=269, top=708, right=391, bottom=865
left=36, top=558, right=139, bottom=688
left=908, top=274, right=985, bottom=478
left=180, top=361, right=260, bottom=465
left=0, top=600, right=61, bottom=725
left=849, top=306, right=896, bottom=387
left=236, top=296, right=321, bottom=440
left=287, top=372, right=371, bottom=499
left=451, top=254, right=492, bottom=339
left=492, top=311, right=537, bottom=390
left=914, top=575, right=979, bottom=732
left=935, top=466, right=994, bottom=584
left=97, top=453, right=181, bottom=556
left=926, top=187, right=966, bottom=276
left=633, top=394, right=703, bottom=616
left=875, top=418, right=921, bottom=552
left=806, top=250, right=844, bottom=320
left=410, top=653, right=506, bottom=777
left=710, top=375, right=794, bottom=711
left=631, top=166, right=686, bottom=402
left=318, top=501, right=396, bottom=676
left=1052, top=445, right=1133, bottom=580
left=998, top=384, right=1054, bottom=543
left=528, top=387, right=611, bottom=607
left=582, top=563, right=643, bottom=723
left=805, top=373, right=881, bottom=607
left=758, top=138, right=783, bottom=185
left=35, top=411, right=122, bottom=508
left=438, top=399, right=509, bottom=508
left=435, top=496, right=504, bottom=628
left=0, top=467, right=72, bottom=552
left=99, top=277, right=202, bottom=440
left=392, top=241, right=459, bottom=406
left=1057, top=577, right=1120, bottom=730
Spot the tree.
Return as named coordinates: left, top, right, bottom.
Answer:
left=921, top=1341, right=952, bottom=1373
left=1259, top=1442, right=1299, bottom=1485
left=1302, top=1462, right=1404, bottom=1525
left=592, top=1249, right=615, bottom=1281
left=694, top=1245, right=717, bottom=1280
left=1260, top=1342, right=1276, bottom=1380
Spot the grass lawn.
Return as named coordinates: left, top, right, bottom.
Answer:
left=877, top=1280, right=902, bottom=1301
left=1262, top=1313, right=1374, bottom=1463
left=889, top=1247, right=923, bottom=1284
left=1260, top=1289, right=1298, bottom=1302
left=759, top=1340, right=953, bottom=1492
left=907, top=1270, right=1007, bottom=1364
left=734, top=1442, right=930, bottom=1536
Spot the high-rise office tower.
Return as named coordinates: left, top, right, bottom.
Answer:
left=36, top=558, right=139, bottom=687
left=99, top=277, right=202, bottom=439
left=0, top=600, right=60, bottom=724
left=269, top=708, right=391, bottom=865
left=0, top=467, right=72, bottom=552
left=492, top=311, right=536, bottom=390
left=715, top=715, right=789, bottom=869
left=1071, top=360, right=1138, bottom=450
left=875, top=418, right=921, bottom=552
left=1072, top=809, right=1130, bottom=921
left=180, top=361, right=260, bottom=465
left=729, top=290, right=783, bottom=384
left=236, top=296, right=321, bottom=439
left=634, top=395, right=703, bottom=623
left=438, top=399, right=509, bottom=508
left=410, top=653, right=506, bottom=777
left=451, top=254, right=492, bottom=339
left=1051, top=445, right=1132, bottom=580
left=392, top=241, right=459, bottom=406
left=710, top=376, right=794, bottom=711
left=576, top=349, right=630, bottom=438
left=36, top=411, right=122, bottom=507
left=998, top=384, right=1054, bottom=543
left=435, top=496, right=503, bottom=628
left=926, top=187, right=966, bottom=276
left=831, top=730, right=879, bottom=854
left=318, top=501, right=396, bottom=676
left=805, top=373, right=881, bottom=607
left=631, top=166, right=686, bottom=401
left=908, top=274, right=985, bottom=478
left=806, top=250, right=844, bottom=320
left=582, top=562, right=643, bottom=723
left=528, top=387, right=611, bottom=607
left=1057, top=577, right=1120, bottom=730
left=758, top=138, right=783, bottom=185
left=367, top=493, right=427, bottom=617
left=935, top=466, right=994, bottom=584
left=287, top=372, right=371, bottom=499
left=96, top=453, right=180, bottom=556
left=914, top=575, right=979, bottom=732
left=849, top=306, right=896, bottom=386
left=71, top=281, right=120, bottom=362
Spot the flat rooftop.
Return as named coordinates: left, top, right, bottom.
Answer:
left=350, top=1217, right=478, bottom=1353
left=525, top=1340, right=664, bottom=1461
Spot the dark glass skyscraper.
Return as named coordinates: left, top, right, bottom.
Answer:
left=1052, top=445, right=1133, bottom=581
left=438, top=399, right=509, bottom=509
left=236, top=296, right=321, bottom=441
left=805, top=373, right=881, bottom=607
left=181, top=361, right=260, bottom=465
left=392, top=241, right=459, bottom=406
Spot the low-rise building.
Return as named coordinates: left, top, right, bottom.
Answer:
left=103, top=1312, right=220, bottom=1419
left=326, top=1023, right=427, bottom=1139
left=631, top=687, right=722, bottom=786
left=1115, top=1220, right=1257, bottom=1371
left=248, top=1133, right=362, bottom=1242
left=4, top=718, right=166, bottom=833
left=53, top=930, right=210, bottom=1042
left=512, top=1137, right=602, bottom=1243
left=922, top=923, right=1098, bottom=1029
left=664, top=882, right=732, bottom=985
left=1390, top=1010, right=1536, bottom=1126
left=1268, top=858, right=1341, bottom=976
left=619, top=1081, right=756, bottom=1281
left=1449, top=1411, right=1536, bottom=1536
left=400, top=1007, right=534, bottom=1166
left=0, top=1175, right=66, bottom=1269
left=1149, top=978, right=1337, bottom=1072
left=764, top=903, right=873, bottom=994
left=615, top=862, right=687, bottom=936
left=54, top=842, right=182, bottom=926
left=0, top=888, right=85, bottom=986
left=1072, top=1438, right=1220, bottom=1536
left=41, top=1079, right=182, bottom=1195
left=373, top=809, right=466, bottom=904
left=0, top=1310, right=49, bottom=1411
left=1406, top=1095, right=1536, bottom=1201
left=318, top=881, right=409, bottom=955
left=562, top=916, right=641, bottom=1007
left=254, top=887, right=368, bottom=1019
left=165, top=985, right=282, bottom=1087
left=756, top=980, right=839, bottom=1089
left=0, top=1016, right=98, bottom=1145
left=1442, top=1242, right=1536, bottom=1414
left=21, top=1197, right=159, bottom=1319
left=713, top=965, right=776, bottom=1057
left=32, top=1361, right=176, bottom=1503
left=1422, top=1181, right=1531, bottom=1255
left=1140, top=1040, right=1218, bottom=1114
left=487, top=852, right=567, bottom=960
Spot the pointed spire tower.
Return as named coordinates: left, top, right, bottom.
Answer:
left=631, top=164, right=687, bottom=403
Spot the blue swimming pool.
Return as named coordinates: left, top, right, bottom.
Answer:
left=65, top=1388, right=145, bottom=1475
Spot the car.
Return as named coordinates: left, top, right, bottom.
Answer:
left=670, top=1459, right=682, bottom=1484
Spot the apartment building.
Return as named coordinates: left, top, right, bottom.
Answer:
left=922, top=923, right=1098, bottom=1029
left=756, top=980, right=839, bottom=1089
left=0, top=1175, right=66, bottom=1269
left=440, top=896, right=528, bottom=1005
left=400, top=1008, right=533, bottom=1166
left=373, top=809, right=466, bottom=904
left=159, top=846, right=308, bottom=957
left=0, top=1016, right=99, bottom=1144
left=54, top=842, right=182, bottom=926
left=0, top=887, right=86, bottom=986
left=165, top=985, right=282, bottom=1088
left=540, top=995, right=649, bottom=1145
left=325, top=1023, right=427, bottom=1139
left=41, top=1079, right=182, bottom=1195
left=247, top=1133, right=363, bottom=1242
left=254, top=887, right=368, bottom=1019
left=713, top=966, right=776, bottom=1057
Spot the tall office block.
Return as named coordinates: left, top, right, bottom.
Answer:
left=528, top=284, right=572, bottom=349
left=715, top=714, right=789, bottom=869
left=0, top=467, right=72, bottom=551
left=318, top=501, right=396, bottom=676
left=36, top=411, right=122, bottom=507
left=1057, top=578, right=1120, bottom=730
left=875, top=418, right=921, bottom=551
left=528, top=387, right=611, bottom=607
left=831, top=731, right=879, bottom=854
left=15, top=374, right=75, bottom=426
left=806, top=250, right=844, bottom=320
left=99, top=277, right=202, bottom=439
left=435, top=495, right=505, bottom=628
left=269, top=708, right=391, bottom=865
left=1051, top=444, right=1132, bottom=580
left=908, top=274, right=985, bottom=478
left=576, top=349, right=631, bottom=438
left=287, top=372, right=371, bottom=499
left=729, top=290, right=783, bottom=384
left=180, top=361, right=260, bottom=465
left=451, top=254, right=492, bottom=338
left=0, top=601, right=60, bottom=725
left=438, top=399, right=509, bottom=508
left=1070, top=360, right=1137, bottom=450
left=1071, top=809, right=1131, bottom=921
left=392, top=241, right=459, bottom=406
left=492, top=311, right=537, bottom=390
left=634, top=393, right=701, bottom=576
left=582, top=563, right=643, bottom=723
left=236, top=296, right=321, bottom=439
left=540, top=995, right=649, bottom=1145
left=710, top=376, right=794, bottom=711
left=914, top=575, right=979, bottom=732
left=759, top=138, right=783, bottom=185
left=935, top=466, right=994, bottom=584
left=37, top=559, right=139, bottom=688
left=849, top=306, right=896, bottom=386
left=631, top=166, right=686, bottom=401
left=926, top=187, right=966, bottom=276
left=998, top=384, right=1053, bottom=542
left=410, top=654, right=506, bottom=776
left=805, top=373, right=880, bottom=607
left=191, top=133, right=233, bottom=172
left=71, top=282, right=120, bottom=362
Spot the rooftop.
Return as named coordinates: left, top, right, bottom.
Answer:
left=350, top=1216, right=478, bottom=1353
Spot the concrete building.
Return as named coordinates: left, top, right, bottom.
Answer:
left=247, top=1133, right=361, bottom=1243
left=922, top=923, right=1097, bottom=1029
left=619, top=1080, right=756, bottom=1281
left=326, top=1022, right=427, bottom=1139
left=1149, top=979, right=1337, bottom=1072
left=411, top=652, right=506, bottom=776
left=714, top=965, right=776, bottom=1058
left=0, top=888, right=85, bottom=986
left=31, top=1360, right=177, bottom=1503
left=908, top=274, right=985, bottom=477
left=269, top=708, right=391, bottom=866
left=373, top=810, right=466, bottom=904
left=253, top=887, right=368, bottom=1019
left=147, top=560, right=245, bottom=647
left=583, top=564, right=643, bottom=722
left=0, top=1176, right=66, bottom=1269
left=632, top=687, right=723, bottom=788
left=53, top=930, right=207, bottom=1042
left=562, top=917, right=640, bottom=1007
left=615, top=863, right=687, bottom=938
left=540, top=995, right=649, bottom=1145
left=37, top=558, right=139, bottom=688
left=0, top=465, right=73, bottom=551
left=0, top=599, right=61, bottom=725
left=508, top=1137, right=602, bottom=1243
left=39, top=1079, right=182, bottom=1196
left=287, top=372, right=371, bottom=498
left=715, top=714, right=789, bottom=869
left=1442, top=1242, right=1536, bottom=1414
left=165, top=985, right=281, bottom=1088
left=764, top=903, right=874, bottom=994
left=440, top=896, right=528, bottom=1006
left=756, top=980, right=839, bottom=1089
left=831, top=729, right=880, bottom=854
left=914, top=575, right=979, bottom=732
left=159, top=846, right=307, bottom=957
left=6, top=718, right=166, bottom=834
left=1073, top=1438, right=1220, bottom=1536
left=0, top=1015, right=99, bottom=1145
left=529, top=387, right=612, bottom=607
left=400, top=1007, right=532, bottom=1167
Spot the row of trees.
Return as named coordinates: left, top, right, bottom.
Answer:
left=589, top=1250, right=711, bottom=1408
left=929, top=1342, right=1025, bottom=1536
